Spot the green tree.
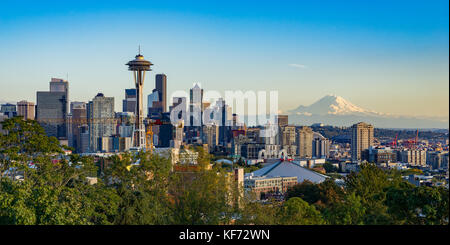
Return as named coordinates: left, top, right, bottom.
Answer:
left=400, top=168, right=424, bottom=176
left=344, top=163, right=403, bottom=224
left=0, top=179, right=36, bottom=225
left=285, top=180, right=321, bottom=204
left=323, top=192, right=366, bottom=225
left=0, top=117, right=119, bottom=225
left=0, top=117, right=63, bottom=178
left=0, top=117, right=62, bottom=156
left=236, top=195, right=281, bottom=225
left=385, top=183, right=449, bottom=225
left=278, top=197, right=324, bottom=225
left=169, top=165, right=233, bottom=225
left=285, top=179, right=345, bottom=211
left=323, top=162, right=338, bottom=173
left=103, top=151, right=173, bottom=225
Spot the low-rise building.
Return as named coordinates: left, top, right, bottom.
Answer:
left=244, top=175, right=297, bottom=200
left=0, top=103, right=17, bottom=118
left=399, top=149, right=427, bottom=166
left=366, top=146, right=397, bottom=164
left=178, top=149, right=199, bottom=165
left=293, top=158, right=326, bottom=168
left=427, top=151, right=449, bottom=169
left=406, top=174, right=433, bottom=187
left=249, top=159, right=328, bottom=184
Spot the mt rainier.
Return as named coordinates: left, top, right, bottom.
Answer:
left=287, top=95, right=448, bottom=128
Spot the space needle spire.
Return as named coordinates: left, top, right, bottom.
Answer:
left=126, top=48, right=153, bottom=149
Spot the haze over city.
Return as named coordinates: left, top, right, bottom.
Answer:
left=0, top=0, right=448, bottom=121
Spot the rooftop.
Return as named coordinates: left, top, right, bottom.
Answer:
left=248, top=160, right=328, bottom=184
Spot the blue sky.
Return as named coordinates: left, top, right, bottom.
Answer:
left=0, top=0, right=448, bottom=118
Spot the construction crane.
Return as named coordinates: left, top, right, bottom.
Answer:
left=415, top=129, right=419, bottom=145
left=145, top=124, right=154, bottom=153
left=390, top=134, right=398, bottom=148
left=402, top=129, right=419, bottom=149
left=144, top=119, right=164, bottom=153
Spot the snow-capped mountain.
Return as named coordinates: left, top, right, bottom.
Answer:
left=287, top=95, right=448, bottom=128
left=290, top=94, right=382, bottom=116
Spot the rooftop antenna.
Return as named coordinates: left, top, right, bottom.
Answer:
left=138, top=45, right=141, bottom=55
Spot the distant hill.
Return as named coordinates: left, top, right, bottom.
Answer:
left=310, top=125, right=449, bottom=142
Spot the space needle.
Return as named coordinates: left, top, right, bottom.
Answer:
left=126, top=48, right=153, bottom=149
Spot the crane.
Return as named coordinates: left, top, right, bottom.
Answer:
left=402, top=129, right=419, bottom=149
left=415, top=129, right=419, bottom=145
left=145, top=124, right=154, bottom=153
left=144, top=119, right=164, bottom=153
left=390, top=134, right=398, bottom=148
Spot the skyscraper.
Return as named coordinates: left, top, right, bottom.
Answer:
left=36, top=78, right=69, bottom=139
left=297, top=126, right=313, bottom=158
left=189, top=83, right=203, bottom=127
left=153, top=113, right=173, bottom=148
left=216, top=98, right=232, bottom=145
left=50, top=78, right=69, bottom=93
left=122, top=88, right=137, bottom=114
left=281, top=125, right=297, bottom=157
left=351, top=122, right=374, bottom=162
left=87, top=93, right=115, bottom=152
left=50, top=78, right=69, bottom=123
left=203, top=123, right=219, bottom=151
left=147, top=90, right=161, bottom=118
left=70, top=102, right=87, bottom=153
left=17, top=101, right=35, bottom=120
left=116, top=111, right=135, bottom=138
left=155, top=74, right=167, bottom=113
left=78, top=125, right=90, bottom=153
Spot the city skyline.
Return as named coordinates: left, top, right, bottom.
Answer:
left=0, top=0, right=448, bottom=119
